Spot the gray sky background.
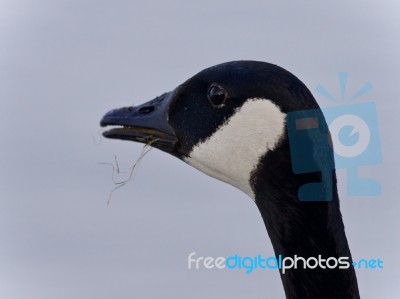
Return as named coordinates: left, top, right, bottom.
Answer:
left=1, top=1, right=399, bottom=298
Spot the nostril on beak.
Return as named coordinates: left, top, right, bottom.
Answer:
left=125, top=107, right=133, bottom=113
left=138, top=106, right=155, bottom=114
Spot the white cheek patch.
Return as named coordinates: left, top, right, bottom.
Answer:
left=184, top=98, right=286, bottom=199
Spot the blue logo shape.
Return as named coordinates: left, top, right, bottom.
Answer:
left=287, top=73, right=381, bottom=201
left=339, top=125, right=359, bottom=146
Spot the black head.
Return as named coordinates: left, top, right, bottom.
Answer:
left=100, top=61, right=319, bottom=160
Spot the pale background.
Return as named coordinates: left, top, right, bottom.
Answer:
left=1, top=1, right=399, bottom=298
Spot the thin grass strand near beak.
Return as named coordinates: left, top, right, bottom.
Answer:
left=99, top=138, right=158, bottom=205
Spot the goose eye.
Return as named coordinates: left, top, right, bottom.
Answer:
left=208, top=84, right=227, bottom=107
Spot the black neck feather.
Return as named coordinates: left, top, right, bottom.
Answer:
left=252, top=138, right=360, bottom=299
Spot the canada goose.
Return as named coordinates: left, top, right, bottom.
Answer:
left=100, top=61, right=360, bottom=299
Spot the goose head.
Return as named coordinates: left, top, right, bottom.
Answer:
left=100, top=60, right=320, bottom=199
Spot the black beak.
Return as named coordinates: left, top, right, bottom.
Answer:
left=100, top=91, right=178, bottom=153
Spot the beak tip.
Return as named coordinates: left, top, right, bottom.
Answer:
left=100, top=114, right=112, bottom=127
